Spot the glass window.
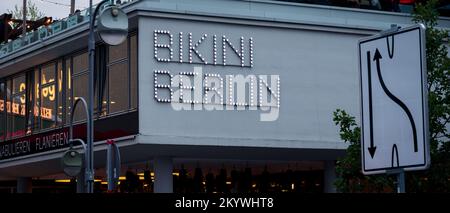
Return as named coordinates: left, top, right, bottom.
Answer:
left=108, top=61, right=128, bottom=113
left=73, top=52, right=88, bottom=74
left=41, top=63, right=56, bottom=85
left=12, top=75, right=26, bottom=95
left=96, top=74, right=108, bottom=117
left=72, top=51, right=89, bottom=122
left=95, top=46, right=108, bottom=117
left=73, top=74, right=88, bottom=122
left=31, top=69, right=40, bottom=132
left=130, top=35, right=137, bottom=109
left=57, top=60, right=64, bottom=126
left=109, top=40, right=128, bottom=62
left=0, top=33, right=138, bottom=141
left=40, top=63, right=56, bottom=129
left=66, top=58, right=72, bottom=125
left=0, top=82, right=5, bottom=141
left=25, top=73, right=33, bottom=135
left=9, top=75, right=26, bottom=138
left=6, top=79, right=12, bottom=139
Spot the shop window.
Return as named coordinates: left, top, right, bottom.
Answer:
left=72, top=74, right=88, bottom=122
left=57, top=60, right=64, bottom=126
left=73, top=52, right=88, bottom=74
left=72, top=51, right=89, bottom=122
left=96, top=75, right=108, bottom=117
left=66, top=58, right=72, bottom=125
left=0, top=82, right=5, bottom=141
left=130, top=34, right=137, bottom=109
left=0, top=33, right=138, bottom=141
left=95, top=45, right=108, bottom=117
left=6, top=79, right=11, bottom=139
left=108, top=39, right=130, bottom=114
left=30, top=69, right=40, bottom=132
left=8, top=75, right=26, bottom=138
left=40, top=63, right=57, bottom=129
left=108, top=61, right=128, bottom=113
left=25, top=72, right=34, bottom=134
left=109, top=40, right=127, bottom=62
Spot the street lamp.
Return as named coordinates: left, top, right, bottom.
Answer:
left=86, top=0, right=128, bottom=193
left=97, top=5, right=128, bottom=45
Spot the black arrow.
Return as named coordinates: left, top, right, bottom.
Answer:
left=373, top=48, right=418, bottom=153
left=367, top=51, right=376, bottom=158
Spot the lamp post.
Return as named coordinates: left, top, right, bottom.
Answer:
left=86, top=0, right=128, bottom=193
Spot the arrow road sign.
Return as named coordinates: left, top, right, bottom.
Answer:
left=358, top=24, right=430, bottom=175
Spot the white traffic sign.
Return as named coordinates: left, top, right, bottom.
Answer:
left=359, top=24, right=430, bottom=175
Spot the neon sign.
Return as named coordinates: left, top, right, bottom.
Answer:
left=0, top=100, right=53, bottom=120
left=19, top=77, right=56, bottom=103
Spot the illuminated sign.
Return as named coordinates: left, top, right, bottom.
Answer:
left=2, top=74, right=59, bottom=120
left=32, top=78, right=57, bottom=101
left=0, top=99, right=53, bottom=120
left=153, top=30, right=253, bottom=67
left=153, top=30, right=280, bottom=121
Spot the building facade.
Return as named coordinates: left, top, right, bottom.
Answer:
left=0, top=0, right=449, bottom=193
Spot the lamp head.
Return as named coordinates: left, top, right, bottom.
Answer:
left=97, top=5, right=128, bottom=46
left=61, top=149, right=83, bottom=177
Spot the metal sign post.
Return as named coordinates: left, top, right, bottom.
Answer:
left=397, top=171, right=405, bottom=193
left=106, top=139, right=121, bottom=192
left=387, top=168, right=405, bottom=193
left=358, top=24, right=430, bottom=192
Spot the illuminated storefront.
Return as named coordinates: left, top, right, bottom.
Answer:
left=0, top=33, right=138, bottom=161
left=0, top=0, right=448, bottom=193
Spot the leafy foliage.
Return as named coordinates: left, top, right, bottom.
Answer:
left=333, top=109, right=394, bottom=193
left=408, top=0, right=450, bottom=192
left=7, top=0, right=44, bottom=21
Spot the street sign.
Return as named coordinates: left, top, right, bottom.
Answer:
left=359, top=24, right=430, bottom=175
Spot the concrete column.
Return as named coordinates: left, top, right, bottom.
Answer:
left=324, top=160, right=337, bottom=193
left=17, top=177, right=32, bottom=193
left=153, top=156, right=173, bottom=193
left=77, top=170, right=86, bottom=193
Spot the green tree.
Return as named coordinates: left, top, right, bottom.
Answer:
left=333, top=109, right=394, bottom=193
left=408, top=0, right=450, bottom=192
left=333, top=0, right=449, bottom=192
left=7, top=0, right=44, bottom=21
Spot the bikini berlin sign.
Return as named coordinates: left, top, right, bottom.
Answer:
left=359, top=24, right=430, bottom=175
left=152, top=30, right=280, bottom=122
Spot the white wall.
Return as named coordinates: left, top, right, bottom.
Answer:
left=138, top=16, right=361, bottom=149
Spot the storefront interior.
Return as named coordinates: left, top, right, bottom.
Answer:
left=0, top=160, right=326, bottom=193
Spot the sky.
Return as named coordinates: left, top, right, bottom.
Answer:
left=0, top=0, right=102, bottom=20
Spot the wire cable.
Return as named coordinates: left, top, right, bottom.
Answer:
left=38, top=0, right=71, bottom=7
